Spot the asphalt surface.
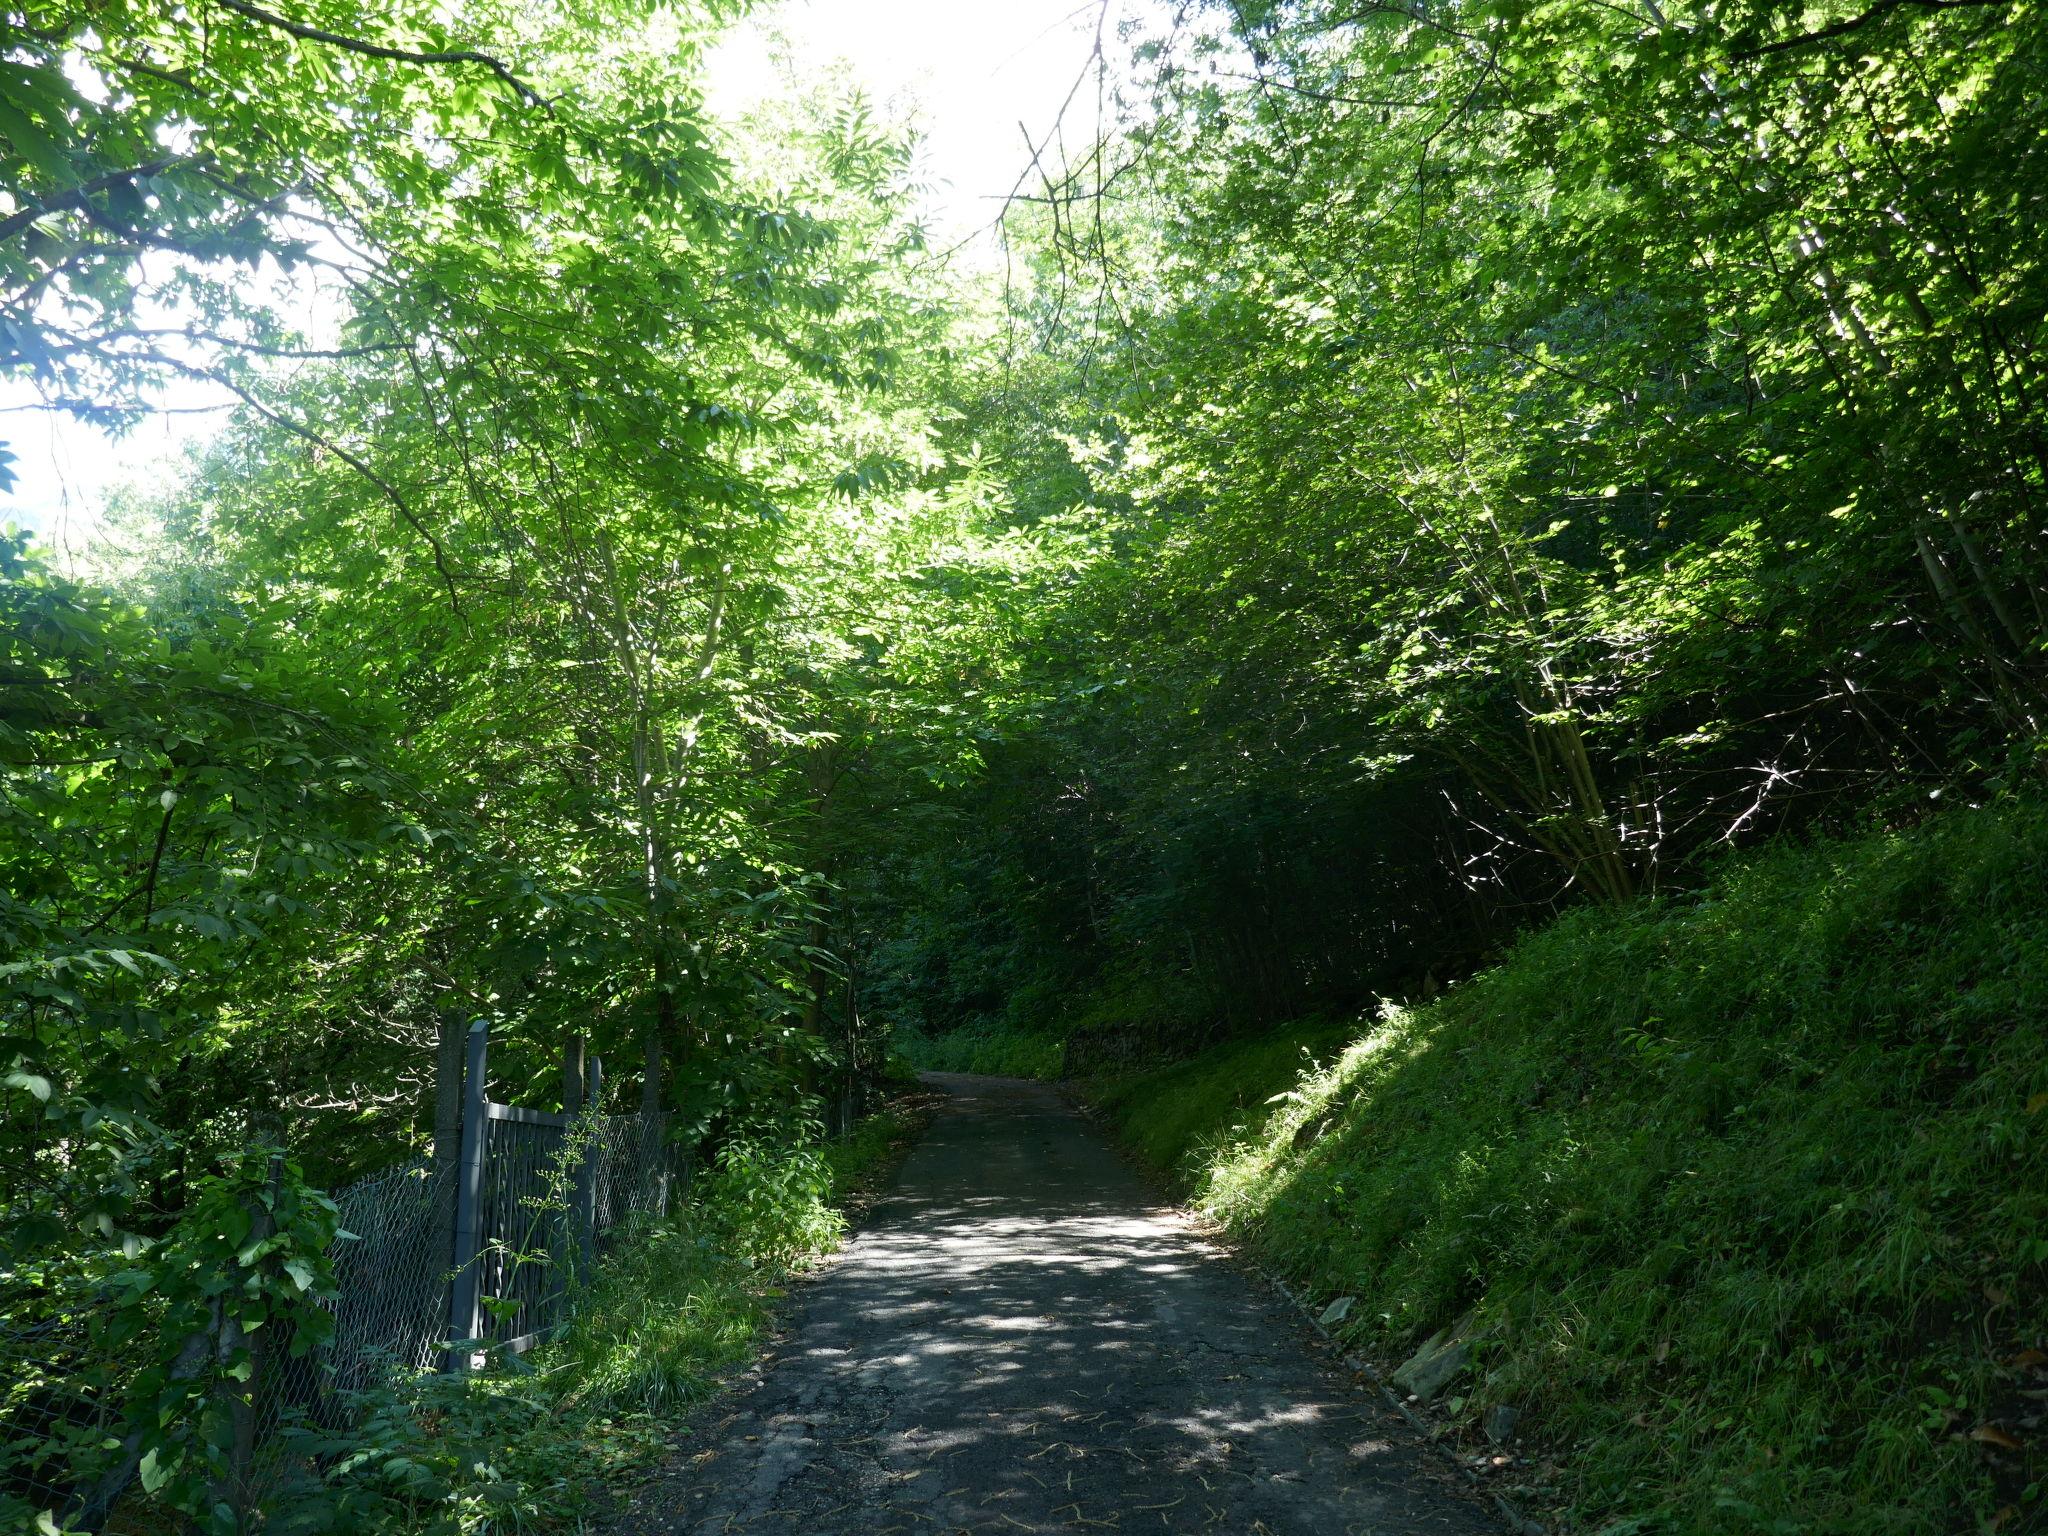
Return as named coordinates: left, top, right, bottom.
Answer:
left=615, top=1073, right=1501, bottom=1536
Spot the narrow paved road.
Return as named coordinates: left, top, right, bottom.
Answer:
left=617, top=1074, right=1500, bottom=1536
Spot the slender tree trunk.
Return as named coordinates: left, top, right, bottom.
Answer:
left=433, top=1014, right=465, bottom=1180
left=639, top=1018, right=668, bottom=1214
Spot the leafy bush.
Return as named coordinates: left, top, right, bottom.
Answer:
left=2, top=1108, right=919, bottom=1534
left=2, top=1145, right=342, bottom=1535
left=270, top=1213, right=778, bottom=1534
left=1095, top=800, right=2048, bottom=1535
left=697, top=1136, right=844, bottom=1270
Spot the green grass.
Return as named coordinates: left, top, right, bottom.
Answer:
left=1087, top=1017, right=1353, bottom=1169
left=822, top=1098, right=929, bottom=1199
left=511, top=1099, right=928, bottom=1429
left=1092, top=800, right=2048, bottom=1535
left=894, top=1021, right=1067, bottom=1079
left=284, top=1099, right=931, bottom=1534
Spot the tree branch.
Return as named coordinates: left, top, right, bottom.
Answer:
left=176, top=362, right=470, bottom=620
left=141, top=797, right=175, bottom=927
left=208, top=0, right=554, bottom=109
left=0, top=157, right=192, bottom=245
left=1735, top=0, right=2011, bottom=58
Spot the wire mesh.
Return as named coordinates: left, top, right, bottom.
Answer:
left=229, top=1158, right=455, bottom=1512
left=327, top=1157, right=460, bottom=1385
left=0, top=1312, right=114, bottom=1526
left=1, top=1106, right=687, bottom=1530
left=474, top=1115, right=572, bottom=1350
left=288, top=1108, right=684, bottom=1376
left=468, top=1110, right=684, bottom=1351
left=592, top=1110, right=683, bottom=1248
left=242, top=1111, right=683, bottom=1513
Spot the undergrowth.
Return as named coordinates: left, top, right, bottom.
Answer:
left=893, top=1022, right=1065, bottom=1079
left=1088, top=1017, right=1352, bottom=1170
left=1093, top=800, right=2048, bottom=1535
left=259, top=1102, right=925, bottom=1534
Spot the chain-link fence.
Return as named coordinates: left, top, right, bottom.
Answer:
left=223, top=1109, right=683, bottom=1516
left=457, top=1110, right=680, bottom=1354
left=327, top=1157, right=459, bottom=1386
left=0, top=1312, right=112, bottom=1524
left=2, top=1076, right=688, bottom=1531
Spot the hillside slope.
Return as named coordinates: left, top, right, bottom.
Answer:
left=1093, top=801, right=2048, bottom=1534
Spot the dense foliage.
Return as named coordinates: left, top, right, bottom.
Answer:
left=4, top=0, right=2046, bottom=1531
left=5, top=0, right=955, bottom=1525
left=4, top=0, right=953, bottom=1196
left=867, top=0, right=2048, bottom=1052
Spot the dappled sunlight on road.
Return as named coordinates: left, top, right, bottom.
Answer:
left=611, top=1073, right=1496, bottom=1536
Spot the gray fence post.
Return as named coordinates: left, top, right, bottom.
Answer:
left=639, top=1029, right=668, bottom=1219
left=445, top=1018, right=489, bottom=1372
left=562, top=1037, right=585, bottom=1119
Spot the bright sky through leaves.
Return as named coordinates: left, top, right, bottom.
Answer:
left=1, top=0, right=1144, bottom=551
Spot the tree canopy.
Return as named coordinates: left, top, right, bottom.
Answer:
left=3, top=0, right=2045, bottom=1524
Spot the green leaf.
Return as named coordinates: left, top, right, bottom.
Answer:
left=0, top=97, right=71, bottom=183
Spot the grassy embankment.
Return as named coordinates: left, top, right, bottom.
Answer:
left=1088, top=802, right=2048, bottom=1534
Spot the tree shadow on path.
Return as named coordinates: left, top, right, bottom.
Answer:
left=612, top=1073, right=1500, bottom=1536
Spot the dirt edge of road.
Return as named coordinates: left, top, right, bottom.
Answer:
left=1061, top=1083, right=1549, bottom=1536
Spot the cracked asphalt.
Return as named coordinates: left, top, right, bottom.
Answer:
left=613, top=1073, right=1501, bottom=1536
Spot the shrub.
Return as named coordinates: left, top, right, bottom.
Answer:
left=893, top=1023, right=1065, bottom=1079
